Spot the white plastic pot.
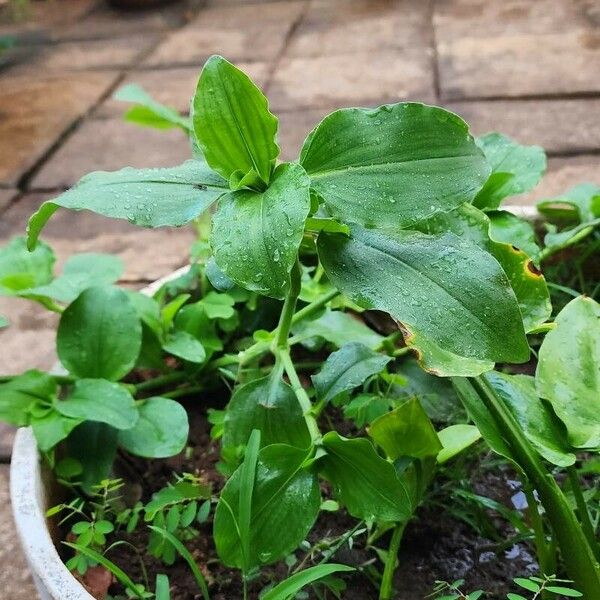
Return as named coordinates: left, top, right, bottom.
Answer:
left=10, top=205, right=538, bottom=598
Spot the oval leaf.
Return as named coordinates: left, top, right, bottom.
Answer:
left=536, top=296, right=600, bottom=448
left=318, top=225, right=529, bottom=376
left=119, top=397, right=189, bottom=458
left=211, top=162, right=310, bottom=299
left=300, top=103, right=489, bottom=229
left=57, top=378, right=138, bottom=430
left=57, top=286, right=142, bottom=380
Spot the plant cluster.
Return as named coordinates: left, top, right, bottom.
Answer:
left=1, top=55, right=599, bottom=599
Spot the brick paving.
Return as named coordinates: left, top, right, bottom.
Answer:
left=0, top=0, right=599, bottom=593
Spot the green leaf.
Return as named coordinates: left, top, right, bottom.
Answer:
left=57, top=286, right=142, bottom=380
left=292, top=309, right=383, bottom=351
left=210, top=162, right=311, bottom=298
left=31, top=410, right=81, bottom=452
left=305, top=217, right=350, bottom=235
left=145, top=480, right=211, bottom=519
left=343, top=394, right=391, bottom=428
left=67, top=422, right=119, bottom=492
left=436, top=424, right=481, bottom=464
left=205, top=257, right=235, bottom=292
left=538, top=183, right=600, bottom=224
left=261, top=564, right=354, bottom=600
left=319, top=432, right=412, bottom=522
left=119, top=397, right=189, bottom=458
left=417, top=203, right=551, bottom=333
left=0, top=370, right=56, bottom=426
left=56, top=379, right=138, bottom=430
left=0, top=236, right=54, bottom=295
left=487, top=210, right=541, bottom=262
left=368, top=398, right=442, bottom=460
left=484, top=371, right=575, bottom=467
left=318, top=225, right=529, bottom=376
left=514, top=578, right=541, bottom=592
left=114, top=83, right=191, bottom=132
left=155, top=574, right=171, bottom=600
left=22, top=253, right=123, bottom=304
left=198, top=291, right=235, bottom=319
left=312, top=342, right=391, bottom=403
left=192, top=55, right=279, bottom=185
left=545, top=586, right=583, bottom=597
left=300, top=103, right=489, bottom=229
left=238, top=429, right=261, bottom=571
left=27, top=161, right=227, bottom=249
left=536, top=296, right=600, bottom=448
left=223, top=372, right=311, bottom=451
left=473, top=133, right=546, bottom=210
left=174, top=301, right=223, bottom=356
left=214, top=444, right=320, bottom=569
left=163, top=330, right=206, bottom=363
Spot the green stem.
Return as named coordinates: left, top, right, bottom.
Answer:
left=276, top=260, right=303, bottom=349
left=379, top=522, right=405, bottom=600
left=568, top=466, right=600, bottom=561
left=134, top=371, right=188, bottom=392
left=468, top=376, right=600, bottom=598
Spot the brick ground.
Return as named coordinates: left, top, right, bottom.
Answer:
left=1, top=0, right=599, bottom=594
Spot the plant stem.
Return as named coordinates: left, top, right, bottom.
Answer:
left=276, top=259, right=303, bottom=349
left=379, top=521, right=405, bottom=600
left=134, top=371, right=189, bottom=392
left=290, top=288, right=340, bottom=325
left=567, top=466, right=600, bottom=560
left=468, top=376, right=600, bottom=598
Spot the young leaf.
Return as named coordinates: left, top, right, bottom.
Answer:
left=538, top=182, right=600, bottom=224
left=368, top=398, right=442, bottom=460
left=473, top=133, right=546, bottom=210
left=0, top=370, right=56, bottom=426
left=311, top=342, right=391, bottom=403
left=56, top=378, right=139, bottom=430
left=223, top=373, right=311, bottom=451
left=318, top=225, right=529, bottom=376
left=162, top=330, right=206, bottom=363
left=192, top=55, right=279, bottom=186
left=57, top=286, right=142, bottom=381
left=436, top=424, right=481, bottom=464
left=155, top=574, right=171, bottom=600
left=536, top=296, right=600, bottom=448
left=484, top=371, right=575, bottom=467
left=300, top=103, right=489, bottom=229
left=27, top=161, right=228, bottom=249
left=210, top=162, right=311, bottom=298
left=319, top=432, right=412, bottom=522
left=260, top=564, right=354, bottom=600
left=214, top=444, right=320, bottom=569
left=114, top=83, right=191, bottom=132
left=119, top=397, right=189, bottom=458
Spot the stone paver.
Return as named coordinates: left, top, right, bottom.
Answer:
left=277, top=108, right=330, bottom=160
left=435, top=0, right=600, bottom=100
left=30, top=117, right=192, bottom=189
left=0, top=188, right=18, bottom=212
left=446, top=98, right=600, bottom=155
left=0, top=423, right=16, bottom=460
left=0, top=72, right=119, bottom=186
left=0, top=465, right=37, bottom=600
left=144, top=1, right=307, bottom=66
left=268, top=49, right=435, bottom=111
left=97, top=62, right=269, bottom=116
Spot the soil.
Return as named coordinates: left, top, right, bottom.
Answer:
left=58, top=391, right=540, bottom=600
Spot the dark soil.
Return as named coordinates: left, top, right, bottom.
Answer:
left=57, top=392, right=541, bottom=600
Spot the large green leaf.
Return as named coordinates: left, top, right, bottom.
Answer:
left=300, top=103, right=489, bottom=229
left=210, top=162, right=310, bottom=298
left=368, top=398, right=442, bottom=460
left=417, top=203, right=551, bottom=332
left=318, top=225, right=529, bottom=376
left=473, top=133, right=546, bottom=210
left=57, top=286, right=142, bottom=381
left=31, top=411, right=81, bottom=452
left=27, top=161, right=227, bottom=249
left=319, top=432, right=412, bottom=522
left=21, top=253, right=123, bottom=303
left=223, top=372, right=311, bottom=451
left=312, top=342, right=391, bottom=403
left=214, top=444, right=320, bottom=569
left=192, top=55, right=279, bottom=186
left=485, top=372, right=575, bottom=467
left=536, top=296, right=600, bottom=448
left=0, top=237, right=54, bottom=295
left=119, top=397, right=189, bottom=458
left=56, top=379, right=138, bottom=430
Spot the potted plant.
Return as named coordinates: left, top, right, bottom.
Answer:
left=2, top=55, right=599, bottom=600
